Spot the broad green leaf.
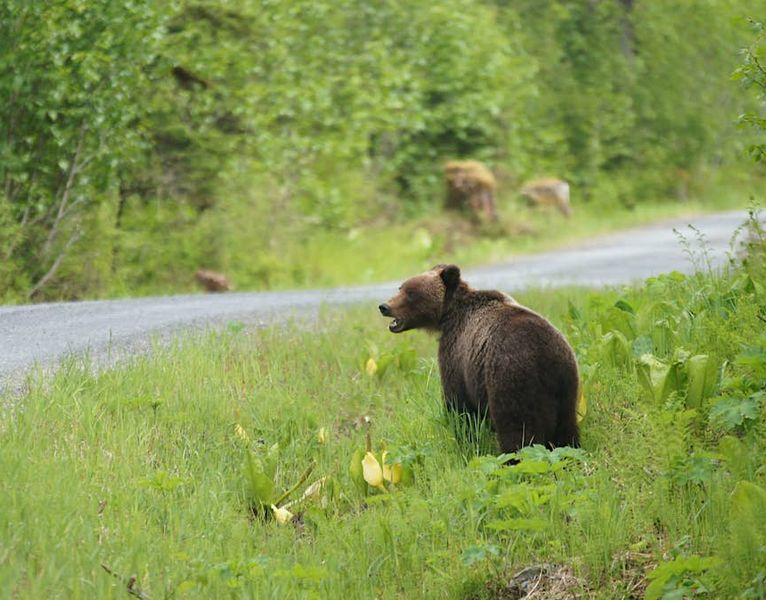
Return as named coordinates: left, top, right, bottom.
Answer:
left=600, top=330, right=632, bottom=368
left=636, top=354, right=675, bottom=403
left=600, top=307, right=636, bottom=340
left=514, top=445, right=556, bottom=463
left=614, top=299, right=635, bottom=314
left=685, top=354, right=718, bottom=408
left=669, top=454, right=715, bottom=486
left=645, top=555, right=720, bottom=600
left=461, top=544, right=501, bottom=566
left=708, top=394, right=763, bottom=431
left=244, top=450, right=275, bottom=507
left=494, top=484, right=537, bottom=511
left=548, top=446, right=587, bottom=463
left=631, top=335, right=653, bottom=357
left=508, top=459, right=552, bottom=475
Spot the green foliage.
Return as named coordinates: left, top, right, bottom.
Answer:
left=2, top=234, right=766, bottom=596
left=2, top=0, right=765, bottom=299
left=633, top=2, right=753, bottom=178
left=347, top=435, right=414, bottom=496
left=461, top=543, right=501, bottom=568
left=366, top=1, right=535, bottom=201
left=635, top=349, right=719, bottom=408
left=645, top=555, right=719, bottom=600
left=667, top=453, right=717, bottom=488
left=467, top=446, right=589, bottom=535
left=139, top=470, right=189, bottom=493
left=733, top=18, right=766, bottom=162
left=570, top=288, right=722, bottom=408
left=513, top=0, right=635, bottom=183
left=708, top=394, right=763, bottom=432
left=717, top=481, right=766, bottom=597
left=243, top=444, right=277, bottom=511
left=708, top=335, right=766, bottom=433
left=360, top=341, right=418, bottom=378
left=0, top=1, right=167, bottom=299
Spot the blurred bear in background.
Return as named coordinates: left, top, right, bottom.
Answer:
left=444, top=160, right=497, bottom=222
left=520, top=178, right=572, bottom=218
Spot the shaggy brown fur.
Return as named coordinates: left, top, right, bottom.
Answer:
left=520, top=178, right=572, bottom=218
left=444, top=160, right=497, bottom=221
left=379, top=264, right=579, bottom=452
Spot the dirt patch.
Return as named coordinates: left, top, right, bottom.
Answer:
left=483, top=564, right=585, bottom=599
left=609, top=550, right=656, bottom=599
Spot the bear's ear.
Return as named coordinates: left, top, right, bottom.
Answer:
left=434, top=264, right=461, bottom=291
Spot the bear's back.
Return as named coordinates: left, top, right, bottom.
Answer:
left=447, top=300, right=572, bottom=373
left=438, top=295, right=578, bottom=422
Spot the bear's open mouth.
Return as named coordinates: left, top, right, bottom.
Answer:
left=388, top=317, right=405, bottom=333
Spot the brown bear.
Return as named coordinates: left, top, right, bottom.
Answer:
left=379, top=264, right=579, bottom=452
left=520, top=178, right=572, bottom=218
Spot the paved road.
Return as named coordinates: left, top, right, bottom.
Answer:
left=0, top=210, right=751, bottom=391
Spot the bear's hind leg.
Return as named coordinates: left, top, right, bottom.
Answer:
left=494, top=424, right=537, bottom=454
left=552, top=418, right=580, bottom=449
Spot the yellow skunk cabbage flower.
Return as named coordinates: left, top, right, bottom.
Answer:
left=270, top=504, right=294, bottom=525
left=317, top=427, right=328, bottom=444
left=362, top=452, right=386, bottom=491
left=576, top=385, right=587, bottom=424
left=365, top=358, right=378, bottom=376
left=234, top=423, right=250, bottom=443
left=381, top=451, right=402, bottom=484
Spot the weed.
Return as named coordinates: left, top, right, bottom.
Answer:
left=2, top=211, right=766, bottom=597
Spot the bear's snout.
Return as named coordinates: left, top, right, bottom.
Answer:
left=379, top=299, right=406, bottom=333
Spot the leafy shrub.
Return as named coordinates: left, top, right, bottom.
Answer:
left=466, top=446, right=589, bottom=535
left=708, top=335, right=766, bottom=433
left=645, top=555, right=719, bottom=600
left=3, top=1, right=765, bottom=299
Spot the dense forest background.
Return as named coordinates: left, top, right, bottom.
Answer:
left=1, top=0, right=764, bottom=302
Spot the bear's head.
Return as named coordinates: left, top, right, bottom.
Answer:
left=379, top=264, right=462, bottom=333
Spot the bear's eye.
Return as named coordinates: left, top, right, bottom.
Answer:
left=405, top=289, right=417, bottom=301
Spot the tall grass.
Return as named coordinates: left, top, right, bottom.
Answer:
left=107, top=167, right=755, bottom=298
left=1, top=212, right=765, bottom=598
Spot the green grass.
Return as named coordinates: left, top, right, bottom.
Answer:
left=103, top=166, right=759, bottom=298
left=223, top=167, right=760, bottom=289
left=2, top=214, right=766, bottom=599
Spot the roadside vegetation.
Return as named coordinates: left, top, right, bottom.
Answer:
left=2, top=210, right=764, bottom=598
left=3, top=4, right=766, bottom=600
left=2, top=1, right=765, bottom=301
